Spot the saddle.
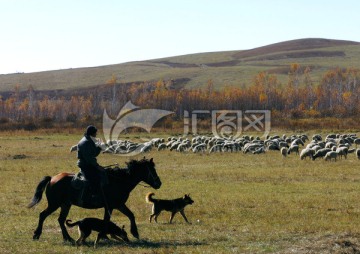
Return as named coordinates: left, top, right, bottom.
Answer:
left=71, top=172, right=103, bottom=206
left=71, top=172, right=89, bottom=190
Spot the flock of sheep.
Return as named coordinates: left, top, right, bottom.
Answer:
left=70, top=133, right=360, bottom=161
left=278, top=133, right=360, bottom=161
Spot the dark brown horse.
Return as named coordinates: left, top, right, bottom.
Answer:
left=28, top=157, right=161, bottom=243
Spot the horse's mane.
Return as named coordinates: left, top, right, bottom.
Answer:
left=106, top=158, right=152, bottom=178
left=106, top=166, right=129, bottom=178
left=127, top=158, right=147, bottom=169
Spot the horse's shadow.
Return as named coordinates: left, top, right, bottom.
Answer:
left=91, top=238, right=206, bottom=249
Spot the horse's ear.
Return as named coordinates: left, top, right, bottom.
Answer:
left=150, top=158, right=153, bottom=162
left=122, top=225, right=125, bottom=229
left=143, top=156, right=146, bottom=160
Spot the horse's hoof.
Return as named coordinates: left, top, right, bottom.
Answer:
left=130, top=227, right=139, bottom=239
left=33, top=234, right=40, bottom=240
left=63, top=237, right=75, bottom=245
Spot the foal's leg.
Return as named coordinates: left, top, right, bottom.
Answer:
left=118, top=204, right=139, bottom=239
left=58, top=204, right=74, bottom=243
left=33, top=205, right=59, bottom=240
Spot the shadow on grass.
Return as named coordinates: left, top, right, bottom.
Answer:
left=92, top=238, right=206, bottom=249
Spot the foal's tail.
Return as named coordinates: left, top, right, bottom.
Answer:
left=65, top=219, right=81, bottom=228
left=27, top=176, right=51, bottom=208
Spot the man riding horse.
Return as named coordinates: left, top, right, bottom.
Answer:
left=28, top=125, right=162, bottom=242
left=77, top=125, right=107, bottom=203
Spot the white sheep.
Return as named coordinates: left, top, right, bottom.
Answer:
left=353, top=138, right=360, bottom=147
left=157, top=143, right=167, bottom=151
left=348, top=148, right=356, bottom=154
left=312, top=134, right=322, bottom=141
left=287, top=144, right=299, bottom=155
left=280, top=147, right=288, bottom=158
left=192, top=144, right=206, bottom=153
left=209, top=144, right=222, bottom=154
left=300, top=148, right=314, bottom=160
left=169, top=142, right=180, bottom=151
left=176, top=143, right=187, bottom=152
left=324, top=151, right=337, bottom=161
left=336, top=147, right=348, bottom=159
left=140, top=144, right=152, bottom=153
left=103, top=146, right=116, bottom=154
left=291, top=138, right=304, bottom=147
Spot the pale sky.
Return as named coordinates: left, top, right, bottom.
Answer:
left=1, top=0, right=359, bottom=74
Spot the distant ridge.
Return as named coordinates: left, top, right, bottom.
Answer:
left=0, top=38, right=360, bottom=92
left=233, top=38, right=360, bottom=59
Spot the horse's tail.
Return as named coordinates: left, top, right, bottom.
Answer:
left=146, top=192, right=155, bottom=203
left=65, top=219, right=81, bottom=228
left=27, top=176, right=51, bottom=208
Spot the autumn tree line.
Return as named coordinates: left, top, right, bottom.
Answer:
left=0, top=64, right=360, bottom=130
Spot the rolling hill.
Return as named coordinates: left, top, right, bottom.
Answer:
left=1, top=38, right=360, bottom=93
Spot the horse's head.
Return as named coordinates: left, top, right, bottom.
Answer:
left=127, top=157, right=162, bottom=189
left=141, top=157, right=162, bottom=189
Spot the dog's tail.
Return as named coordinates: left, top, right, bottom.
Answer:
left=146, top=192, right=156, bottom=203
left=65, top=219, right=81, bottom=228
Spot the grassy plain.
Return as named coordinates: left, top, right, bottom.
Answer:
left=1, top=130, right=360, bottom=253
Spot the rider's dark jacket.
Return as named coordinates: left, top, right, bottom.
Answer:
left=77, top=135, right=101, bottom=169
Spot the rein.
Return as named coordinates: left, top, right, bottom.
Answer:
left=145, top=164, right=160, bottom=186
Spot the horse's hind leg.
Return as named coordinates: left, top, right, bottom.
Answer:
left=33, top=205, right=59, bottom=240
left=58, top=204, right=74, bottom=243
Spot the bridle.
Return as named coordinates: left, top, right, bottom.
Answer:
left=139, top=164, right=160, bottom=188
left=148, top=167, right=160, bottom=184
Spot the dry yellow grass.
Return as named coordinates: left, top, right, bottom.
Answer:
left=1, top=130, right=360, bottom=253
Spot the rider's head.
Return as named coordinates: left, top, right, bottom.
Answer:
left=85, top=125, right=97, bottom=137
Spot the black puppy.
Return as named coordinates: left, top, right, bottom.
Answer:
left=65, top=218, right=129, bottom=247
left=146, top=192, right=194, bottom=224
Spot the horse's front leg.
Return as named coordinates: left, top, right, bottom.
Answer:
left=117, top=204, right=139, bottom=239
left=58, top=204, right=74, bottom=244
